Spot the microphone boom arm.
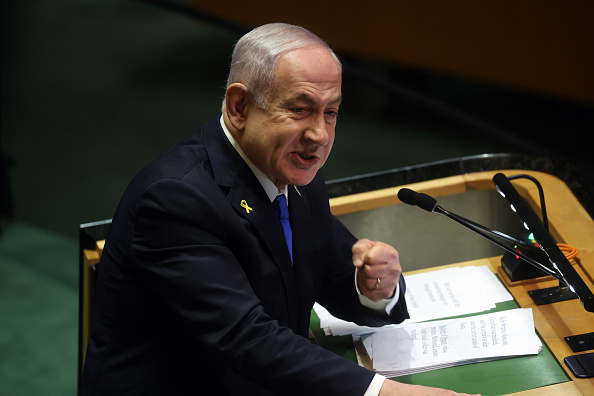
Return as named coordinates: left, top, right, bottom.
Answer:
left=434, top=205, right=562, bottom=281
left=445, top=210, right=538, bottom=250
left=397, top=187, right=560, bottom=280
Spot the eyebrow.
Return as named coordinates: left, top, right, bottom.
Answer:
left=285, top=93, right=342, bottom=108
left=329, top=95, right=342, bottom=106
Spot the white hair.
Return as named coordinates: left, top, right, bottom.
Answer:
left=223, top=23, right=341, bottom=109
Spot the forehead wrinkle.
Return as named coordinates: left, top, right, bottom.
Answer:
left=329, top=94, right=342, bottom=106
left=283, top=93, right=342, bottom=108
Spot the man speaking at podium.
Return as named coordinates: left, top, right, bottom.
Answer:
left=80, top=23, right=478, bottom=396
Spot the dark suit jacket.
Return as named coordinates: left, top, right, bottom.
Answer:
left=80, top=115, right=409, bottom=395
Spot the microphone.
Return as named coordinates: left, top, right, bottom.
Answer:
left=493, top=173, right=594, bottom=312
left=397, top=188, right=438, bottom=212
left=397, top=188, right=561, bottom=281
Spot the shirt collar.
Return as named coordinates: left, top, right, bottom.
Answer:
left=220, top=115, right=288, bottom=203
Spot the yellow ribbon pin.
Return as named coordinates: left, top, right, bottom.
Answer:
left=240, top=200, right=253, bottom=214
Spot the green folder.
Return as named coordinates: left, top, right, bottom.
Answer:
left=310, top=300, right=568, bottom=396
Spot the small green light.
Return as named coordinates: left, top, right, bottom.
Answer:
left=528, top=233, right=536, bottom=243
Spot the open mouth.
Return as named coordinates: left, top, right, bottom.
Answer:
left=298, top=153, right=316, bottom=161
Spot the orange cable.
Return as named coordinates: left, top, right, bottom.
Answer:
left=557, top=243, right=579, bottom=260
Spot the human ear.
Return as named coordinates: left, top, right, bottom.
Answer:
left=224, top=83, right=249, bottom=132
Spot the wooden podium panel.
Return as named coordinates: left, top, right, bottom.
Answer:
left=329, top=169, right=594, bottom=395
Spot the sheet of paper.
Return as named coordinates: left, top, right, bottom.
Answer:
left=405, top=265, right=512, bottom=322
left=315, top=302, right=396, bottom=336
left=360, top=308, right=541, bottom=377
left=314, top=265, right=513, bottom=336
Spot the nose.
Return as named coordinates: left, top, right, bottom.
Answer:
left=303, top=114, right=329, bottom=147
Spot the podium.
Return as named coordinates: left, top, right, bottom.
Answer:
left=79, top=153, right=594, bottom=394
left=322, top=153, right=594, bottom=395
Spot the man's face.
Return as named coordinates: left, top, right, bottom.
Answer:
left=241, top=46, right=342, bottom=188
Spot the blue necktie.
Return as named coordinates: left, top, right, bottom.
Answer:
left=273, top=194, right=293, bottom=263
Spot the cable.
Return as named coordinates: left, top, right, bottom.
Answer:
left=558, top=243, right=580, bottom=261
left=507, top=174, right=549, bottom=232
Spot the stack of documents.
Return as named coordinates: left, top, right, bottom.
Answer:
left=314, top=266, right=541, bottom=377
left=356, top=308, right=542, bottom=377
left=315, top=265, right=513, bottom=336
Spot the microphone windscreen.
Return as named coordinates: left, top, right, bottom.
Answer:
left=398, top=188, right=437, bottom=212
left=415, top=193, right=438, bottom=212
left=397, top=188, right=418, bottom=206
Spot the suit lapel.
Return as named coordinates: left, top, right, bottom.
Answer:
left=227, top=173, right=299, bottom=330
left=202, top=116, right=298, bottom=329
left=289, top=185, right=314, bottom=299
left=228, top=173, right=295, bottom=276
